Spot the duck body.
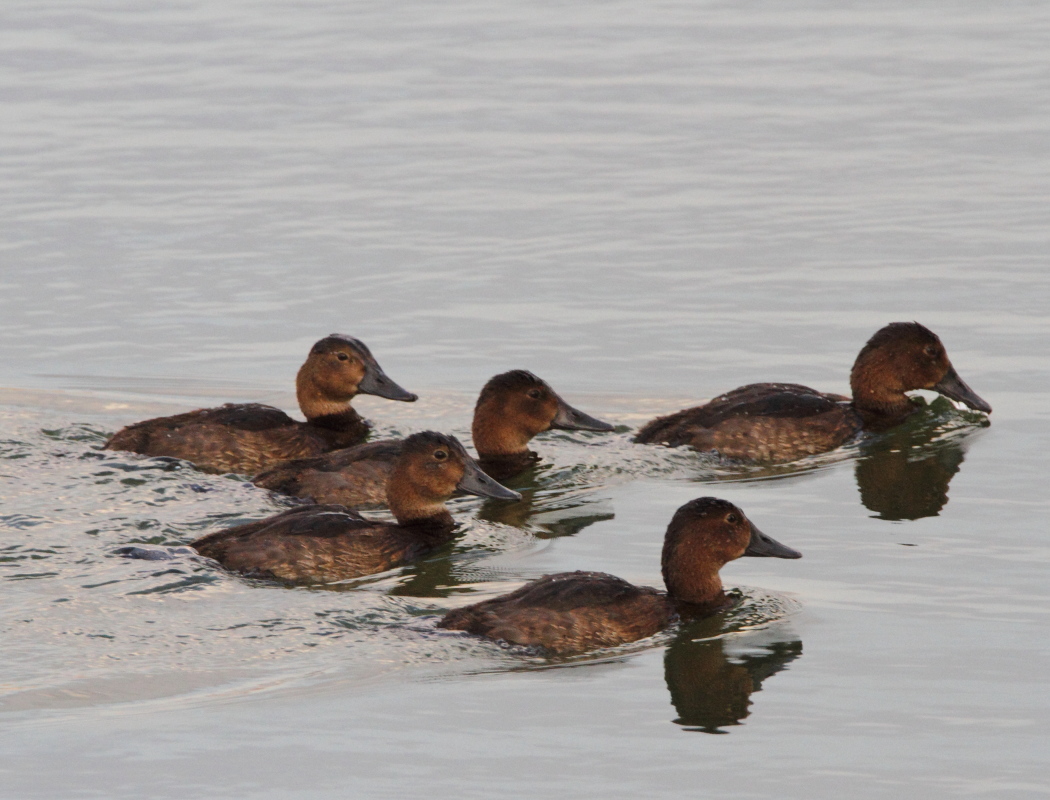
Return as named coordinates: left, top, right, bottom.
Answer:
left=252, top=369, right=612, bottom=505
left=635, top=322, right=991, bottom=464
left=439, top=497, right=801, bottom=655
left=192, top=504, right=453, bottom=583
left=191, top=431, right=520, bottom=584
left=439, top=571, right=674, bottom=653
left=105, top=403, right=371, bottom=475
left=104, top=335, right=416, bottom=474
left=252, top=439, right=403, bottom=506
left=634, top=383, right=857, bottom=463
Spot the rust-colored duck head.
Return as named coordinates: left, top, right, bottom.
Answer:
left=386, top=431, right=521, bottom=523
left=295, top=334, right=417, bottom=421
left=661, top=498, right=800, bottom=610
left=471, top=370, right=614, bottom=457
left=849, top=322, right=991, bottom=418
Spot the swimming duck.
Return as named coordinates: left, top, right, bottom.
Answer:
left=438, top=497, right=800, bottom=655
left=634, top=322, right=991, bottom=463
left=191, top=432, right=521, bottom=583
left=251, top=369, right=613, bottom=505
left=103, top=335, right=417, bottom=474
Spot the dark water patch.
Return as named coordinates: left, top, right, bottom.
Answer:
left=125, top=572, right=221, bottom=595
left=0, top=514, right=51, bottom=529
left=40, top=424, right=109, bottom=444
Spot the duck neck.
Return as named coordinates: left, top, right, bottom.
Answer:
left=850, top=355, right=918, bottom=424
left=386, top=472, right=455, bottom=531
left=297, top=386, right=360, bottom=424
left=472, top=402, right=536, bottom=459
left=295, top=361, right=364, bottom=424
left=296, top=377, right=369, bottom=446
left=477, top=451, right=539, bottom=482
left=661, top=538, right=727, bottom=609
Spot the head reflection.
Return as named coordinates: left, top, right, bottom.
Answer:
left=476, top=486, right=614, bottom=539
left=854, top=398, right=987, bottom=521
left=665, top=622, right=802, bottom=733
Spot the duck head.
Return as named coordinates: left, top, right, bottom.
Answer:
left=849, top=322, right=991, bottom=417
left=296, top=334, right=417, bottom=420
left=387, top=431, right=521, bottom=522
left=661, top=498, right=800, bottom=609
left=471, top=370, right=614, bottom=457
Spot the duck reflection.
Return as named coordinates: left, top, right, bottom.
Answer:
left=665, top=621, right=802, bottom=734
left=854, top=397, right=988, bottom=521
left=475, top=485, right=614, bottom=539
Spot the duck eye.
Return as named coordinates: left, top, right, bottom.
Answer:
left=923, top=345, right=937, bottom=358
left=526, top=389, right=542, bottom=400
left=336, top=352, right=350, bottom=362
left=433, top=449, right=448, bottom=461
left=725, top=513, right=739, bottom=524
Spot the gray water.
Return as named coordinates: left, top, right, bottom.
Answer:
left=1, top=1, right=1049, bottom=797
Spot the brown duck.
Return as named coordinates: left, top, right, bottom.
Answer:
left=251, top=369, right=613, bottom=506
left=438, top=497, right=801, bottom=655
left=634, top=322, right=991, bottom=463
left=191, top=432, right=520, bottom=584
left=103, top=335, right=417, bottom=474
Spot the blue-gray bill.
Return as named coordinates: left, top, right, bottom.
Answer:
left=933, top=364, right=991, bottom=414
left=457, top=458, right=522, bottom=501
left=744, top=522, right=802, bottom=559
left=550, top=398, right=615, bottom=432
left=358, top=364, right=418, bottom=402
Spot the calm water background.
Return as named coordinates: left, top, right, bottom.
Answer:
left=1, top=1, right=1048, bottom=797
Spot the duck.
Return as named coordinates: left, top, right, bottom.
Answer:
left=437, top=497, right=801, bottom=655
left=191, top=431, right=521, bottom=584
left=251, top=369, right=614, bottom=506
left=634, top=322, right=991, bottom=463
left=103, top=334, right=417, bottom=474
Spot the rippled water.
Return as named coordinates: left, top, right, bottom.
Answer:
left=2, top=1, right=1049, bottom=798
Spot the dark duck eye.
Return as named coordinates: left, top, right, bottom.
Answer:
left=433, top=449, right=448, bottom=461
left=336, top=352, right=350, bottom=362
left=527, top=389, right=543, bottom=400
left=725, top=513, right=739, bottom=524
left=923, top=345, right=938, bottom=358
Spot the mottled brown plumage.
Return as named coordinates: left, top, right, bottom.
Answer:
left=104, top=334, right=416, bottom=474
left=634, top=322, right=991, bottom=463
left=438, top=497, right=801, bottom=654
left=252, top=440, right=404, bottom=506
left=191, top=432, right=520, bottom=584
left=251, top=369, right=612, bottom=505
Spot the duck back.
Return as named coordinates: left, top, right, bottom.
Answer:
left=634, top=383, right=858, bottom=463
left=104, top=403, right=369, bottom=474
left=252, top=439, right=403, bottom=505
left=191, top=504, right=454, bottom=583
left=439, top=571, right=673, bottom=653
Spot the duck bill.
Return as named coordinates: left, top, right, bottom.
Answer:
left=456, top=458, right=522, bottom=502
left=933, top=364, right=991, bottom=414
left=744, top=521, right=802, bottom=559
left=357, top=363, right=418, bottom=402
left=550, top=397, right=615, bottom=432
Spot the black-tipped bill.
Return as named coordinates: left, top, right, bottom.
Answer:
left=456, top=457, right=522, bottom=502
left=357, top=363, right=418, bottom=402
left=550, top=398, right=615, bottom=432
left=933, top=364, right=991, bottom=414
left=744, top=521, right=802, bottom=559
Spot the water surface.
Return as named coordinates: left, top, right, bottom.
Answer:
left=1, top=1, right=1048, bottom=798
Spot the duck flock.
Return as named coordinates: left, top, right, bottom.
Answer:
left=104, top=321, right=991, bottom=655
